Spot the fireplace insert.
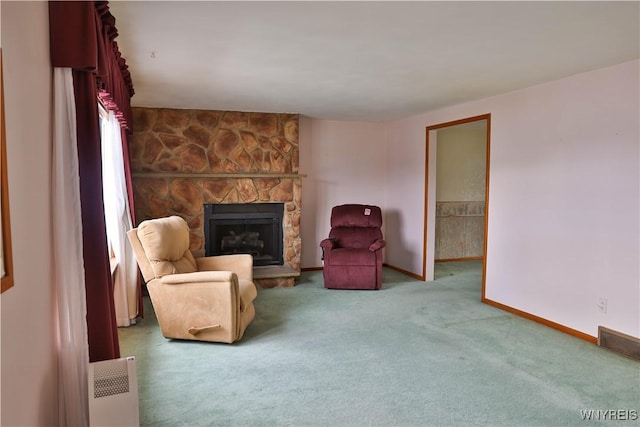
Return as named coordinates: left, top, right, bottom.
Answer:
left=204, top=203, right=284, bottom=266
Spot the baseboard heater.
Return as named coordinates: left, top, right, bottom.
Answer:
left=598, top=326, right=640, bottom=361
left=88, top=356, right=140, bottom=426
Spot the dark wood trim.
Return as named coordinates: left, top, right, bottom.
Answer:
left=0, top=50, right=13, bottom=294
left=424, top=113, right=491, bottom=290
left=426, top=114, right=492, bottom=131
left=384, top=263, right=423, bottom=281
left=482, top=297, right=598, bottom=344
left=482, top=114, right=491, bottom=300
left=301, top=266, right=323, bottom=272
left=435, top=256, right=483, bottom=263
left=422, top=127, right=429, bottom=281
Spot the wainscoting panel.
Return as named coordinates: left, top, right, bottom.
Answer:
left=435, top=201, right=485, bottom=260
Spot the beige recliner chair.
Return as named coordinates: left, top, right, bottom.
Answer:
left=127, top=215, right=257, bottom=343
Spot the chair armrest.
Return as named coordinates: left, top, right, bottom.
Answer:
left=320, top=238, right=336, bottom=249
left=369, top=239, right=386, bottom=252
left=160, top=271, right=236, bottom=285
left=196, top=254, right=253, bottom=282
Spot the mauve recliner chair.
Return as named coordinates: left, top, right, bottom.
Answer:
left=320, top=204, right=386, bottom=290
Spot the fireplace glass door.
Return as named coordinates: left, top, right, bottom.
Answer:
left=204, top=203, right=284, bottom=266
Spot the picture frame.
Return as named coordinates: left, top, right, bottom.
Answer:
left=1, top=49, right=14, bottom=293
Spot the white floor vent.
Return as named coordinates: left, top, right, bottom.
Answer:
left=88, top=356, right=140, bottom=426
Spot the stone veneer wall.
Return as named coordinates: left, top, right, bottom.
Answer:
left=129, top=107, right=301, bottom=280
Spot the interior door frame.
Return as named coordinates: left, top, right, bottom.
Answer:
left=423, top=114, right=491, bottom=299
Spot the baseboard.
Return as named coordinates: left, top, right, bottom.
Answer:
left=301, top=264, right=424, bottom=281
left=435, top=256, right=483, bottom=263
left=383, top=264, right=424, bottom=281
left=598, top=326, right=640, bottom=361
left=482, top=297, right=597, bottom=344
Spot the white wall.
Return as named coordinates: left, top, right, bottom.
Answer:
left=385, top=115, right=428, bottom=276
left=1, top=2, right=58, bottom=424
left=299, top=118, right=387, bottom=268
left=385, top=60, right=639, bottom=338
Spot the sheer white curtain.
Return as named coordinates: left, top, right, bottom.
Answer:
left=52, top=67, right=89, bottom=426
left=99, top=107, right=139, bottom=327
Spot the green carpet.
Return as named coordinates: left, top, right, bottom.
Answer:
left=118, top=261, right=639, bottom=427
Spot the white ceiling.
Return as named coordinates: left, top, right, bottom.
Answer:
left=109, top=1, right=639, bottom=121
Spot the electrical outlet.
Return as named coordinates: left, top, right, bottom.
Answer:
left=597, top=298, right=608, bottom=314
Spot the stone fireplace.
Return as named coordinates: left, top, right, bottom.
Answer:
left=129, top=107, right=301, bottom=287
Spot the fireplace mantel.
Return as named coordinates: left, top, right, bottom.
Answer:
left=133, top=172, right=306, bottom=179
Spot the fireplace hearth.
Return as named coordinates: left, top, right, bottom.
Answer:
left=204, top=203, right=284, bottom=267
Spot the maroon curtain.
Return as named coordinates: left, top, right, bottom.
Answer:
left=72, top=70, right=120, bottom=362
left=50, top=1, right=136, bottom=361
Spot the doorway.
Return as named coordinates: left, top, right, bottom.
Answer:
left=424, top=114, right=490, bottom=298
